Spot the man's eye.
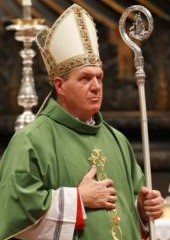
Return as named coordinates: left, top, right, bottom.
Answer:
left=80, top=78, right=90, bottom=83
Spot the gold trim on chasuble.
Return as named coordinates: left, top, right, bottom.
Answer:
left=88, top=147, right=122, bottom=240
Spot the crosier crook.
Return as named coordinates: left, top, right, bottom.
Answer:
left=119, top=5, right=155, bottom=240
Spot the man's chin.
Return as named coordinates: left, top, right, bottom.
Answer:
left=89, top=106, right=101, bottom=115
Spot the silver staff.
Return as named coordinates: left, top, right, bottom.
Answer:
left=119, top=5, right=155, bottom=240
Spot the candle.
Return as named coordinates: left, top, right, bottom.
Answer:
left=22, top=0, right=32, bottom=19
left=22, top=0, right=32, bottom=6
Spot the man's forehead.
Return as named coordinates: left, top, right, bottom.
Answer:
left=73, top=66, right=103, bottom=75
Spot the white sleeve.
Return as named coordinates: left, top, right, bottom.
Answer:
left=15, top=187, right=86, bottom=240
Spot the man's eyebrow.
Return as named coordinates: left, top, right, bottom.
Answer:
left=79, top=70, right=104, bottom=76
left=79, top=72, right=93, bottom=77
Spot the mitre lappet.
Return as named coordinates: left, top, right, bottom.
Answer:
left=36, top=4, right=102, bottom=82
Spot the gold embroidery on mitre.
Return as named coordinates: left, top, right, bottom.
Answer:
left=88, top=147, right=122, bottom=240
left=49, top=54, right=101, bottom=81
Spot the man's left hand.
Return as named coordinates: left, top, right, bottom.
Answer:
left=137, top=186, right=164, bottom=223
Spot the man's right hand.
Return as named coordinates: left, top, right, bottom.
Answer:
left=78, top=165, right=117, bottom=209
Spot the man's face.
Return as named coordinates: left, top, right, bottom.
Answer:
left=54, top=66, right=104, bottom=121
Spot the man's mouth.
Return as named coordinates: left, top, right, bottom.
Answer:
left=89, top=97, right=100, bottom=101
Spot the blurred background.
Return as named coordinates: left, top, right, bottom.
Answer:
left=0, top=0, right=169, bottom=197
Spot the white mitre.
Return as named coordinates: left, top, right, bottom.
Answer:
left=36, top=4, right=102, bottom=82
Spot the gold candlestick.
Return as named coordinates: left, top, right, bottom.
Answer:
left=6, top=3, right=45, bottom=131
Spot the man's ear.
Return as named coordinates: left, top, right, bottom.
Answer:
left=53, top=77, right=64, bottom=95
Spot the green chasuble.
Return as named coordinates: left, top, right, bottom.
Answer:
left=0, top=98, right=144, bottom=240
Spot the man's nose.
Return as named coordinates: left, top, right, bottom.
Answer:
left=91, top=77, right=102, bottom=90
